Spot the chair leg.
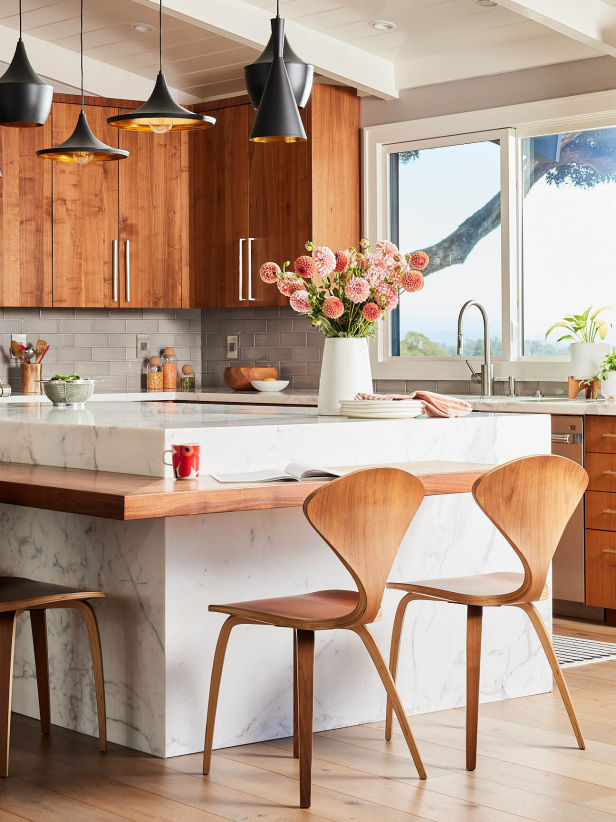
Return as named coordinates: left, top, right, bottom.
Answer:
left=0, top=611, right=18, bottom=777
left=293, top=629, right=299, bottom=758
left=351, top=624, right=426, bottom=780
left=29, top=609, right=51, bottom=734
left=466, top=604, right=482, bottom=771
left=296, top=630, right=314, bottom=809
left=385, top=593, right=416, bottom=741
left=514, top=601, right=585, bottom=749
left=71, top=601, right=107, bottom=753
left=203, top=616, right=248, bottom=775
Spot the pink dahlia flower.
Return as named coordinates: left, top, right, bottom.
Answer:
left=375, top=281, right=398, bottom=311
left=334, top=251, right=349, bottom=272
left=389, top=261, right=410, bottom=287
left=294, top=255, right=318, bottom=279
left=345, top=277, right=370, bottom=303
left=401, top=270, right=425, bottom=293
left=409, top=251, right=429, bottom=271
left=259, top=262, right=280, bottom=283
left=323, top=296, right=344, bottom=319
left=362, top=302, right=382, bottom=322
left=312, top=246, right=336, bottom=276
left=278, top=277, right=306, bottom=296
left=290, top=289, right=312, bottom=313
left=375, top=240, right=399, bottom=261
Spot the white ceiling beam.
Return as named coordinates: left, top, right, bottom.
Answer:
left=131, top=0, right=398, bottom=100
left=495, top=0, right=616, bottom=57
left=0, top=24, right=199, bottom=103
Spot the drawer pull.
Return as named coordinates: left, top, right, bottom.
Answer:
left=604, top=433, right=616, bottom=438
left=604, top=509, right=616, bottom=514
left=604, top=470, right=616, bottom=475
left=604, top=549, right=616, bottom=554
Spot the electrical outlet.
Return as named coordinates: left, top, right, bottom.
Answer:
left=10, top=334, right=25, bottom=358
left=137, top=334, right=150, bottom=359
left=226, top=335, right=238, bottom=359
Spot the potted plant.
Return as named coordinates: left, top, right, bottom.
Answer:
left=258, top=239, right=429, bottom=415
left=599, top=350, right=616, bottom=399
left=546, top=306, right=613, bottom=379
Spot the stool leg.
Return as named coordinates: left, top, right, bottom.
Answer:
left=73, top=601, right=107, bottom=752
left=0, top=611, right=18, bottom=777
left=514, top=602, right=585, bottom=749
left=296, top=630, right=314, bottom=808
left=466, top=605, right=483, bottom=771
left=293, top=629, right=299, bottom=758
left=386, top=593, right=416, bottom=741
left=29, top=610, right=51, bottom=734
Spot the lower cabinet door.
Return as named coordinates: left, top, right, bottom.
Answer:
left=586, top=528, right=616, bottom=608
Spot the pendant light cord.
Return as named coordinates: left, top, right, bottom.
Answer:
left=19, top=0, right=21, bottom=39
left=159, top=0, right=162, bottom=73
left=276, top=0, right=280, bottom=17
left=80, top=0, right=84, bottom=111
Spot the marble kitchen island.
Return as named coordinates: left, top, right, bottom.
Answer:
left=0, top=402, right=552, bottom=759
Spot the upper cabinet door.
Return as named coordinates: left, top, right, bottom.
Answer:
left=0, top=122, right=52, bottom=307
left=194, top=104, right=250, bottom=308
left=52, top=103, right=120, bottom=307
left=247, top=107, right=309, bottom=306
left=118, top=118, right=184, bottom=308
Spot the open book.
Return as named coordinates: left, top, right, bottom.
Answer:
left=211, top=462, right=345, bottom=484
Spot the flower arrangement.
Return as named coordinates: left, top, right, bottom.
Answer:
left=258, top=239, right=429, bottom=338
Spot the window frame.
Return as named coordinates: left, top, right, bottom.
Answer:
left=364, top=91, right=616, bottom=382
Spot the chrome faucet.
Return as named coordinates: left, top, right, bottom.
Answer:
left=457, top=300, right=493, bottom=397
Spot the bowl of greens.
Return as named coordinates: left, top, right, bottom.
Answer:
left=41, top=374, right=101, bottom=406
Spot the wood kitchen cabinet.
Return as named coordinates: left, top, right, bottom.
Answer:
left=193, top=84, right=360, bottom=308
left=585, top=416, right=616, bottom=609
left=0, top=117, right=52, bottom=306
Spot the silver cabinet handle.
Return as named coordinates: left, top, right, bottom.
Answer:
left=112, top=240, right=118, bottom=302
left=604, top=510, right=616, bottom=514
left=125, top=240, right=130, bottom=303
left=603, top=433, right=616, bottom=438
left=238, top=238, right=245, bottom=301
left=604, top=549, right=616, bottom=554
left=247, top=237, right=256, bottom=301
left=551, top=434, right=575, bottom=444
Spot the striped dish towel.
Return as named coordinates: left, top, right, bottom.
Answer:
left=354, top=391, right=472, bottom=418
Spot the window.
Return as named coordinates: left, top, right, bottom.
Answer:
left=521, top=126, right=616, bottom=357
left=386, top=132, right=509, bottom=364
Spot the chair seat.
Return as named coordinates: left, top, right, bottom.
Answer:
left=0, top=576, right=105, bottom=613
left=387, top=572, right=549, bottom=606
left=209, top=589, right=372, bottom=629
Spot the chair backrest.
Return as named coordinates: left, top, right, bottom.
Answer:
left=303, top=467, right=425, bottom=626
left=472, top=454, right=588, bottom=603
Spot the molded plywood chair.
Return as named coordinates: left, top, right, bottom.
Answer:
left=0, top=577, right=106, bottom=776
left=385, top=454, right=588, bottom=770
left=202, top=467, right=427, bottom=808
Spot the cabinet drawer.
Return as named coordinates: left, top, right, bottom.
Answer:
left=586, top=452, right=616, bottom=491
left=586, top=529, right=616, bottom=608
left=586, top=492, right=616, bottom=531
left=586, top=416, right=616, bottom=453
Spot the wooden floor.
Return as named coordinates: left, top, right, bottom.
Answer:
left=2, top=617, right=616, bottom=822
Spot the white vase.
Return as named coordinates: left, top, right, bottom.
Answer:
left=570, top=341, right=611, bottom=379
left=602, top=371, right=616, bottom=399
left=318, top=337, right=373, bottom=416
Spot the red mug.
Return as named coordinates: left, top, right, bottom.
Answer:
left=163, top=443, right=200, bottom=480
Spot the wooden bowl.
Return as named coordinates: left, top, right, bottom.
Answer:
left=223, top=366, right=279, bottom=391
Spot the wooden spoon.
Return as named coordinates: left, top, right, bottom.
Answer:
left=34, top=340, right=48, bottom=364
left=10, top=340, right=25, bottom=363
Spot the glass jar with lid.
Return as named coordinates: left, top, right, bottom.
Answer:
left=146, top=356, right=163, bottom=392
left=180, top=364, right=195, bottom=392
left=161, top=347, right=177, bottom=391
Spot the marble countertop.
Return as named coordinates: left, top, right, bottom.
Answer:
left=463, top=395, right=616, bottom=415
left=1, top=387, right=318, bottom=406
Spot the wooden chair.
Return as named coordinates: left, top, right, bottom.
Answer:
left=0, top=576, right=106, bottom=776
left=202, top=467, right=427, bottom=808
left=384, top=454, right=588, bottom=770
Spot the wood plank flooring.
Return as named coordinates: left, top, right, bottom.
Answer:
left=1, top=616, right=616, bottom=822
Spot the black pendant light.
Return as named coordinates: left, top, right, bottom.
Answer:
left=107, top=0, right=215, bottom=132
left=249, top=2, right=307, bottom=143
left=245, top=0, right=313, bottom=111
left=0, top=0, right=53, bottom=128
left=37, top=0, right=128, bottom=162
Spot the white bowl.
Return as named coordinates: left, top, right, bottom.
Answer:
left=251, top=379, right=290, bottom=393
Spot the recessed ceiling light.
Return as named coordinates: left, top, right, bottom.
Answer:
left=370, top=20, right=397, bottom=31
left=132, top=22, right=154, bottom=33
left=476, top=0, right=498, bottom=6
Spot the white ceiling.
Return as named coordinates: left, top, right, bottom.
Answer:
left=0, top=0, right=607, bottom=102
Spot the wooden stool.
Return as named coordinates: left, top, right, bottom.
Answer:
left=385, top=454, right=588, bottom=770
left=0, top=576, right=106, bottom=776
left=202, top=467, right=427, bottom=808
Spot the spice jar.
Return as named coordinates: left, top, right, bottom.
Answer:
left=180, top=364, right=195, bottom=392
left=146, top=356, right=163, bottom=392
left=162, top=347, right=177, bottom=391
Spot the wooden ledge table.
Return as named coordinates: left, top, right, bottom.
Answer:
left=0, top=460, right=491, bottom=520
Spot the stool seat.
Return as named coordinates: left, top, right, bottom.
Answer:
left=0, top=576, right=105, bottom=612
left=387, top=572, right=549, bottom=605
left=210, top=589, right=378, bottom=630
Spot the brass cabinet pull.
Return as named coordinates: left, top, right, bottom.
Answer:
left=604, top=509, right=616, bottom=514
left=604, top=549, right=616, bottom=554
left=604, top=470, right=616, bottom=475
left=603, top=433, right=616, bottom=438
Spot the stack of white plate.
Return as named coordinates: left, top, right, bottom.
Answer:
left=339, top=399, right=425, bottom=419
